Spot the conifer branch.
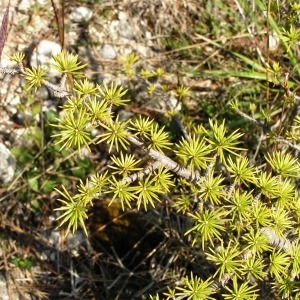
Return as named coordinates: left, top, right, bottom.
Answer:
left=233, top=105, right=300, bottom=152
left=275, top=136, right=300, bottom=152
left=261, top=227, right=292, bottom=251
left=233, top=105, right=268, bottom=129
left=43, top=79, right=70, bottom=98
left=0, top=60, right=70, bottom=97
left=124, top=160, right=162, bottom=184
left=0, top=66, right=20, bottom=75
left=127, top=135, right=200, bottom=182
left=210, top=273, right=231, bottom=289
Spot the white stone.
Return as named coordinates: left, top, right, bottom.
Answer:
left=0, top=143, right=16, bottom=183
left=70, top=7, right=93, bottom=23
left=98, top=73, right=122, bottom=85
left=0, top=273, right=9, bottom=300
left=118, top=11, right=128, bottom=21
left=5, top=93, right=21, bottom=115
left=48, top=231, right=60, bottom=247
left=30, top=40, right=61, bottom=77
left=0, top=56, right=17, bottom=70
left=19, top=0, right=49, bottom=10
left=89, top=25, right=105, bottom=43
left=109, top=20, right=120, bottom=40
left=67, top=30, right=78, bottom=46
left=168, top=93, right=182, bottom=112
left=42, top=99, right=56, bottom=112
left=37, top=0, right=49, bottom=4
left=100, top=44, right=117, bottom=59
left=18, top=0, right=33, bottom=12
left=145, top=31, right=152, bottom=39
left=269, top=32, right=280, bottom=52
left=67, top=231, right=85, bottom=257
left=135, top=45, right=148, bottom=57
left=118, top=20, right=134, bottom=40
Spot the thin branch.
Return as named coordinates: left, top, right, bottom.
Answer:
left=1, top=60, right=70, bottom=97
left=275, top=136, right=300, bottom=152
left=261, top=227, right=292, bottom=251
left=0, top=66, right=19, bottom=75
left=124, top=160, right=162, bottom=184
left=127, top=135, right=200, bottom=182
left=43, top=78, right=70, bottom=98
left=234, top=106, right=267, bottom=129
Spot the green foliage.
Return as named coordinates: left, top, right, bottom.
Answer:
left=240, top=256, right=267, bottom=281
left=265, top=151, right=300, bottom=177
left=206, top=119, right=245, bottom=163
left=98, top=116, right=130, bottom=152
left=199, top=172, right=225, bottom=205
left=51, top=108, right=94, bottom=154
left=186, top=208, right=227, bottom=249
left=11, top=46, right=300, bottom=297
left=280, top=26, right=300, bottom=51
left=269, top=249, right=291, bottom=281
left=23, top=66, right=48, bottom=91
left=109, top=152, right=141, bottom=176
left=10, top=255, right=35, bottom=270
left=225, top=189, right=253, bottom=224
left=108, top=176, right=137, bottom=210
left=74, top=78, right=98, bottom=96
left=119, top=53, right=139, bottom=77
left=175, top=134, right=213, bottom=171
left=226, top=156, right=256, bottom=186
left=54, top=185, right=88, bottom=236
left=222, top=276, right=259, bottom=300
left=49, top=51, right=86, bottom=76
left=242, top=228, right=272, bottom=255
left=6, top=51, right=25, bottom=63
left=135, top=174, right=163, bottom=210
left=147, top=122, right=172, bottom=152
left=206, top=242, right=243, bottom=281
left=98, top=81, right=129, bottom=106
left=129, top=115, right=154, bottom=138
left=164, top=273, right=215, bottom=300
left=5, top=2, right=300, bottom=297
left=152, top=167, right=174, bottom=192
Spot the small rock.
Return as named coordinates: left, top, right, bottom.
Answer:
left=37, top=0, right=48, bottom=4
left=12, top=112, right=33, bottom=126
left=69, top=6, right=93, bottom=23
left=30, top=40, right=61, bottom=77
left=118, top=20, right=135, bottom=40
left=98, top=73, right=122, bottom=85
left=42, top=99, right=56, bottom=112
left=67, top=231, right=85, bottom=257
left=18, top=0, right=33, bottom=12
left=0, top=272, right=10, bottom=300
left=0, top=56, right=17, bottom=72
left=0, top=143, right=16, bottom=183
left=4, top=93, right=21, bottom=114
left=145, top=31, right=152, bottom=39
left=168, top=93, right=182, bottom=112
left=35, top=86, right=49, bottom=100
left=108, top=20, right=120, bottom=40
left=48, top=230, right=60, bottom=247
left=135, top=45, right=148, bottom=57
left=100, top=44, right=117, bottom=59
left=269, top=32, right=280, bottom=52
left=19, top=0, right=48, bottom=11
left=118, top=11, right=128, bottom=21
